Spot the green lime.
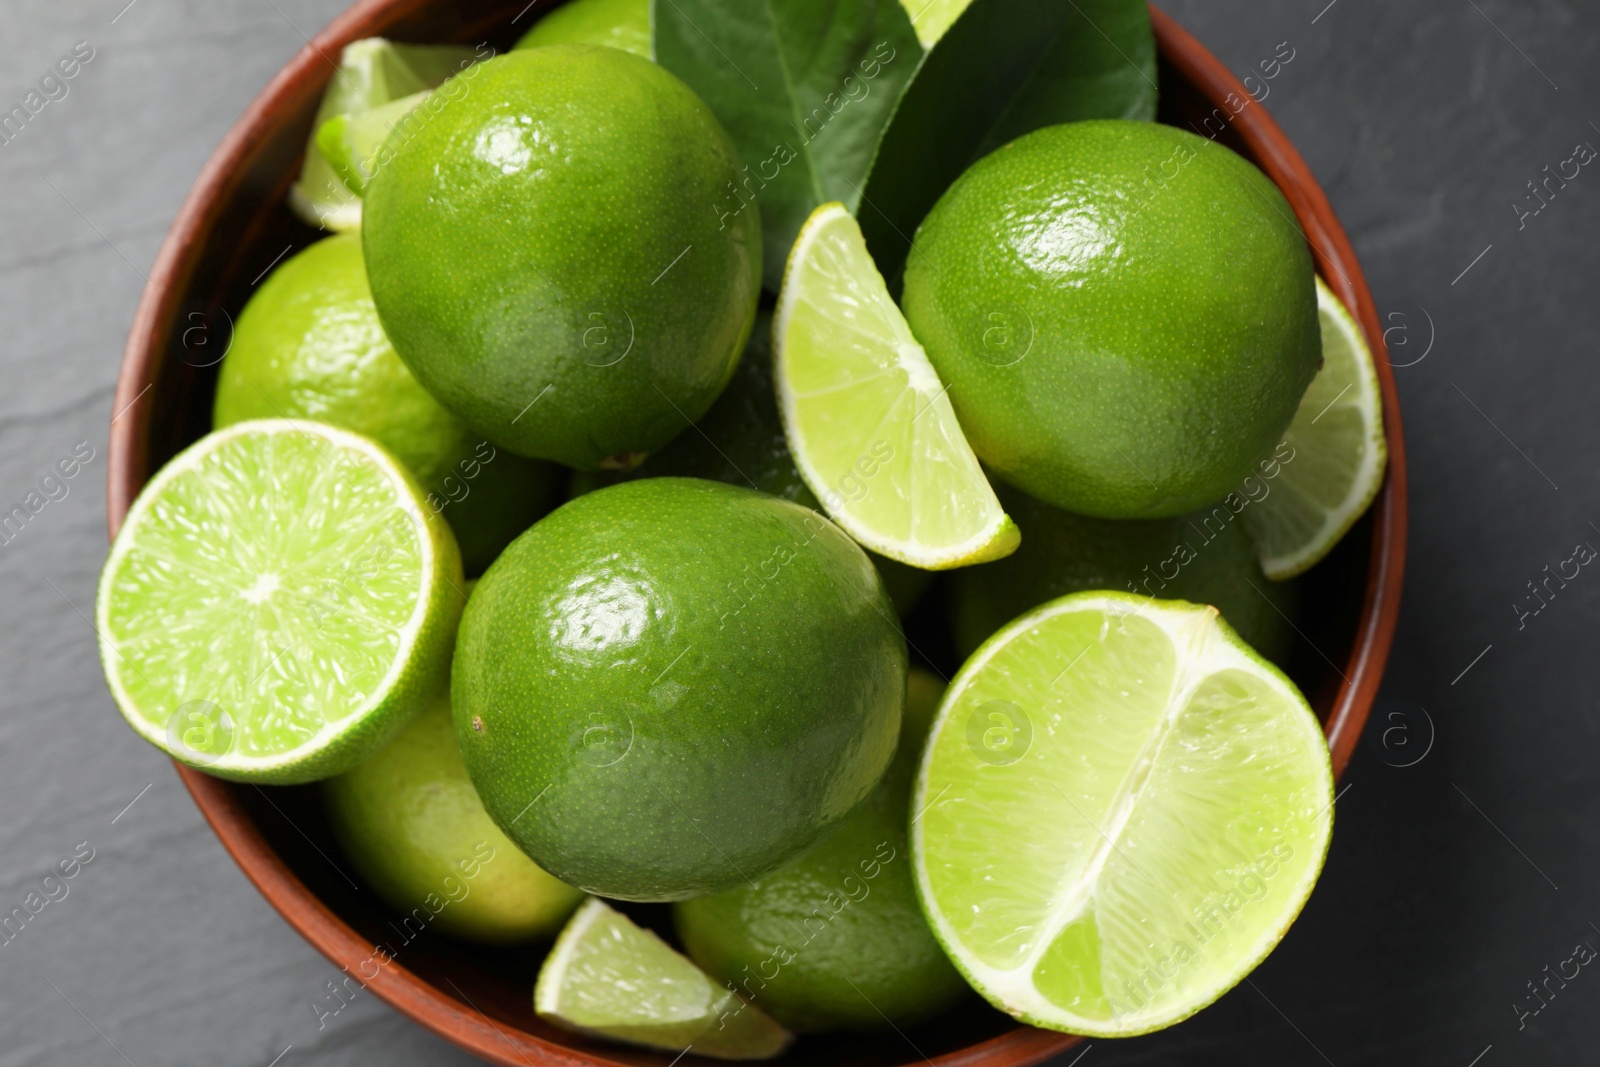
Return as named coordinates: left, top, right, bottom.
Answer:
left=289, top=38, right=482, bottom=232
left=363, top=46, right=761, bottom=470
left=323, top=693, right=582, bottom=943
left=570, top=310, right=933, bottom=615
left=212, top=234, right=559, bottom=576
left=914, top=591, right=1333, bottom=1036
left=901, top=120, right=1321, bottom=519
left=536, top=898, right=793, bottom=1059
left=97, top=421, right=464, bottom=784
left=674, top=670, right=971, bottom=1033
left=953, top=481, right=1294, bottom=663
left=1242, top=277, right=1387, bottom=578
left=514, top=0, right=651, bottom=57
left=776, top=203, right=1019, bottom=569
left=453, top=478, right=906, bottom=901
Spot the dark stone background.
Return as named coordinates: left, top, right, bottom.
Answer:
left=0, top=0, right=1591, bottom=1063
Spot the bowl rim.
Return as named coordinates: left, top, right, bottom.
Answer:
left=104, top=5, right=1407, bottom=1065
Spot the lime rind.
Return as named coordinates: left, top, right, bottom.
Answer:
left=775, top=202, right=1019, bottom=570
left=1243, top=277, right=1387, bottom=579
left=911, top=590, right=1333, bottom=1037
left=97, top=419, right=462, bottom=784
left=536, top=898, right=793, bottom=1060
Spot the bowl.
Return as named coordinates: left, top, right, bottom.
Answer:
left=105, top=4, right=1408, bottom=1064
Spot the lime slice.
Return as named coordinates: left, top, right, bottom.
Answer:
left=288, top=38, right=480, bottom=231
left=913, top=591, right=1333, bottom=1037
left=536, top=898, right=793, bottom=1060
left=1242, top=277, right=1387, bottom=579
left=775, top=202, right=1018, bottom=570
left=316, top=89, right=431, bottom=196
left=97, top=420, right=464, bottom=784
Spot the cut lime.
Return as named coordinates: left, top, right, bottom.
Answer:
left=898, top=0, right=972, bottom=47
left=288, top=38, right=480, bottom=231
left=1242, top=277, right=1387, bottom=579
left=913, top=591, right=1334, bottom=1037
left=97, top=420, right=464, bottom=784
left=536, top=898, right=793, bottom=1060
left=316, top=89, right=431, bottom=196
left=775, top=202, right=1018, bottom=570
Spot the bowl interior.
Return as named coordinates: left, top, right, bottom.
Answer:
left=109, top=4, right=1405, bottom=1065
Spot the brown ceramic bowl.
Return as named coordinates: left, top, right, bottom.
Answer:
left=106, top=4, right=1407, bottom=1064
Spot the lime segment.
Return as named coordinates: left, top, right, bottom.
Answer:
left=775, top=202, right=1018, bottom=570
left=97, top=420, right=463, bottom=784
left=913, top=591, right=1333, bottom=1036
left=536, top=898, right=793, bottom=1059
left=289, top=38, right=480, bottom=231
left=1242, top=277, right=1387, bottom=578
left=316, top=89, right=431, bottom=196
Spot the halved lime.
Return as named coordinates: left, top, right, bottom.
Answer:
left=97, top=420, right=464, bottom=784
left=536, top=898, right=793, bottom=1060
left=288, top=38, right=480, bottom=231
left=913, top=591, right=1333, bottom=1037
left=316, top=89, right=431, bottom=196
left=1242, top=277, right=1387, bottom=579
left=775, top=202, right=1018, bottom=570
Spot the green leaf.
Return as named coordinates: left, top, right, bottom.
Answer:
left=654, top=0, right=923, bottom=289
left=858, top=0, right=1156, bottom=290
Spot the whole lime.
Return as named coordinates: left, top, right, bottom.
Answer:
left=570, top=311, right=933, bottom=615
left=514, top=0, right=650, bottom=57
left=901, top=120, right=1320, bottom=519
left=952, top=480, right=1294, bottom=663
left=323, top=693, right=583, bottom=943
left=452, top=478, right=906, bottom=901
left=674, top=670, right=971, bottom=1033
left=212, top=234, right=558, bottom=574
left=362, top=46, right=761, bottom=470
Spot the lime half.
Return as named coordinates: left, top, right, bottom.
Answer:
left=1242, top=277, right=1387, bottom=579
left=288, top=38, right=480, bottom=231
left=913, top=591, right=1333, bottom=1036
left=536, top=898, right=793, bottom=1060
left=775, top=203, right=1018, bottom=570
left=97, top=420, right=464, bottom=784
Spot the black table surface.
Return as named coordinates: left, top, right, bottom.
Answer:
left=0, top=1, right=1593, bottom=1063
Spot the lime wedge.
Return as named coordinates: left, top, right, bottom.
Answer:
left=1242, top=277, right=1387, bottom=579
left=97, top=420, right=464, bottom=784
left=898, top=0, right=972, bottom=47
left=775, top=202, right=1018, bottom=570
left=288, top=38, right=480, bottom=231
left=913, top=591, right=1333, bottom=1037
left=536, top=898, right=793, bottom=1060
left=316, top=89, right=431, bottom=196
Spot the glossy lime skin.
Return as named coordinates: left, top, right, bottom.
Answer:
left=902, top=120, right=1320, bottom=519
left=514, top=0, right=651, bottom=57
left=323, top=694, right=583, bottom=944
left=363, top=46, right=761, bottom=469
left=212, top=235, right=558, bottom=574
left=452, top=478, right=906, bottom=901
left=570, top=312, right=933, bottom=614
left=674, top=671, right=970, bottom=1032
left=952, top=480, right=1294, bottom=664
